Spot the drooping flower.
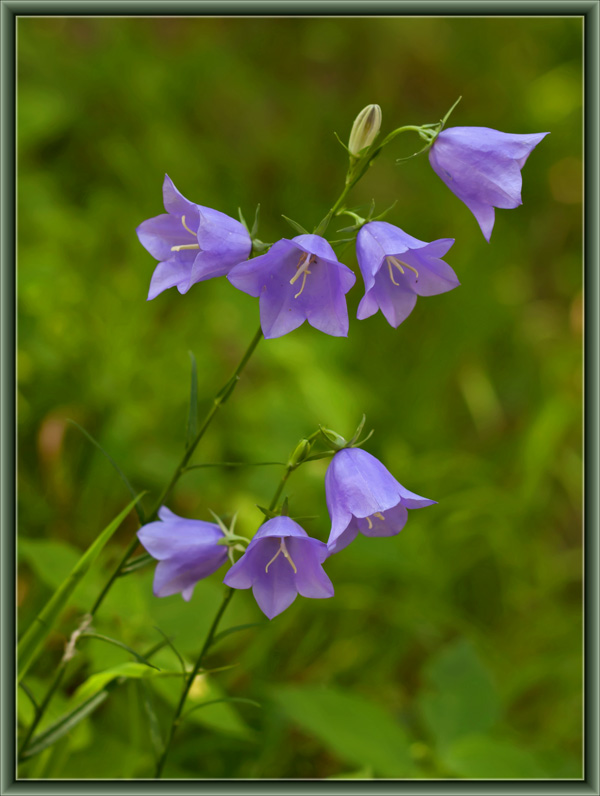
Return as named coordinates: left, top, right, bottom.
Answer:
left=428, top=127, right=549, bottom=241
left=136, top=174, right=252, bottom=300
left=227, top=234, right=356, bottom=339
left=223, top=516, right=333, bottom=619
left=137, top=507, right=228, bottom=601
left=325, top=448, right=436, bottom=554
left=356, top=221, right=459, bottom=328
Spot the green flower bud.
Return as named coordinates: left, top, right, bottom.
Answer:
left=287, top=438, right=312, bottom=468
left=319, top=427, right=348, bottom=449
left=348, top=104, right=382, bottom=156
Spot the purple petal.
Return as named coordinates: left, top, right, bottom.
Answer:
left=153, top=549, right=227, bottom=599
left=251, top=553, right=298, bottom=619
left=301, top=258, right=354, bottom=337
left=286, top=537, right=334, bottom=599
left=162, top=174, right=200, bottom=224
left=398, top=484, right=437, bottom=509
left=358, top=277, right=417, bottom=328
left=460, top=196, right=497, bottom=242
left=137, top=516, right=223, bottom=560
left=137, top=214, right=196, bottom=262
left=253, top=516, right=310, bottom=542
left=356, top=503, right=408, bottom=537
left=147, top=258, right=191, bottom=300
left=227, top=239, right=296, bottom=298
left=327, top=522, right=359, bottom=555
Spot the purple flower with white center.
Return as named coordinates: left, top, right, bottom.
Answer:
left=325, top=448, right=436, bottom=555
left=227, top=234, right=356, bottom=339
left=356, top=221, right=459, bottom=328
left=428, top=127, right=549, bottom=241
left=137, top=507, right=228, bottom=601
left=136, top=174, right=252, bottom=300
left=223, top=516, right=333, bottom=619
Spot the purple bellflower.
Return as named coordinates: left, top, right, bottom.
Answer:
left=227, top=234, right=356, bottom=339
left=136, top=175, right=252, bottom=300
left=428, top=127, right=549, bottom=241
left=223, top=516, right=334, bottom=619
left=137, top=507, right=228, bottom=601
left=325, top=448, right=436, bottom=555
left=356, top=221, right=459, bottom=328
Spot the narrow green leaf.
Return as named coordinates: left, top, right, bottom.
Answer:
left=237, top=206, right=249, bottom=230
left=185, top=351, right=198, bottom=448
left=210, top=623, right=265, bottom=648
left=153, top=626, right=186, bottom=676
left=17, top=494, right=145, bottom=681
left=182, top=697, right=261, bottom=721
left=281, top=214, right=308, bottom=235
left=250, top=203, right=261, bottom=238
left=119, top=552, right=154, bottom=576
left=79, top=633, right=159, bottom=670
left=21, top=690, right=109, bottom=760
left=139, top=680, right=163, bottom=760
left=19, top=682, right=39, bottom=713
left=67, top=420, right=145, bottom=524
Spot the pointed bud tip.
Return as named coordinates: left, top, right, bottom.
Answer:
left=348, top=104, right=382, bottom=156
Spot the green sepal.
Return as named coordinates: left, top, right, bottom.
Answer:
left=256, top=505, right=279, bottom=520
left=250, top=203, right=261, bottom=238
left=282, top=214, right=309, bottom=235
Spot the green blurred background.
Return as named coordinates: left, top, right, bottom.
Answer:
left=17, top=16, right=582, bottom=780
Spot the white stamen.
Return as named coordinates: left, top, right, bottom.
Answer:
left=171, top=243, right=200, bottom=252
left=181, top=215, right=196, bottom=236
left=265, top=538, right=298, bottom=574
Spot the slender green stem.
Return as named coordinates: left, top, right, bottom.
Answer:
left=153, top=460, right=299, bottom=778
left=154, top=587, right=235, bottom=778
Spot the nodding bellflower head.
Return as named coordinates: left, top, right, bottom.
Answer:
left=136, top=175, right=252, bottom=300
left=227, top=234, right=356, bottom=339
left=356, top=221, right=459, bottom=328
left=325, top=448, right=436, bottom=555
left=223, top=516, right=334, bottom=619
left=137, top=507, right=228, bottom=601
left=428, top=127, right=549, bottom=241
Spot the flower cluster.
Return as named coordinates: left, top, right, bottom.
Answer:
left=137, top=447, right=434, bottom=619
left=137, top=125, right=546, bottom=338
left=134, top=106, right=548, bottom=621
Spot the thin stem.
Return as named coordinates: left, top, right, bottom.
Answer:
left=154, top=587, right=235, bottom=778
left=153, top=461, right=298, bottom=778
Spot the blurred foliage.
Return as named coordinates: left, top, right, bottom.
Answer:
left=17, top=16, right=582, bottom=780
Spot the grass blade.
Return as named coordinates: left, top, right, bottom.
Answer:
left=21, top=691, right=109, bottom=760
left=18, top=494, right=145, bottom=681
left=185, top=351, right=198, bottom=448
left=210, top=623, right=265, bottom=648
left=79, top=632, right=159, bottom=670
left=68, top=420, right=145, bottom=524
left=182, top=697, right=261, bottom=721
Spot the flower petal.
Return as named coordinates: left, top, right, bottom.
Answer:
left=286, top=538, right=334, bottom=599
left=356, top=503, right=408, bottom=537
left=162, top=174, right=200, bottom=224
left=147, top=258, right=191, bottom=300
left=251, top=554, right=298, bottom=619
left=137, top=214, right=195, bottom=262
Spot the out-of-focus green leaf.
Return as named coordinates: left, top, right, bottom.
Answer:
left=272, top=685, right=412, bottom=777
left=442, top=735, right=547, bottom=778
left=418, top=639, right=500, bottom=750
left=210, top=622, right=265, bottom=648
left=18, top=495, right=144, bottom=681
left=73, top=662, right=182, bottom=703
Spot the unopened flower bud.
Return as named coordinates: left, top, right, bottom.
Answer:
left=320, top=427, right=348, bottom=449
left=288, top=438, right=312, bottom=468
left=348, top=104, right=382, bottom=156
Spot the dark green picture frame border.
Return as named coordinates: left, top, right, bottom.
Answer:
left=2, top=2, right=597, bottom=793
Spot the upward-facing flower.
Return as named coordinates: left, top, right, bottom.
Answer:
left=227, top=234, right=356, bottom=339
left=356, top=221, right=459, bottom=328
left=137, top=507, right=228, bottom=601
left=223, top=516, right=334, bottom=619
left=136, top=175, right=252, bottom=300
left=325, top=448, right=436, bottom=554
left=428, top=127, right=549, bottom=241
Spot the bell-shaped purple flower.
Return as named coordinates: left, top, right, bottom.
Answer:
left=325, top=448, right=436, bottom=554
left=137, top=507, right=228, bottom=601
left=428, top=127, right=549, bottom=241
left=223, top=516, right=333, bottom=619
left=356, top=221, right=459, bottom=328
left=227, top=234, right=356, bottom=339
left=136, top=175, right=252, bottom=300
